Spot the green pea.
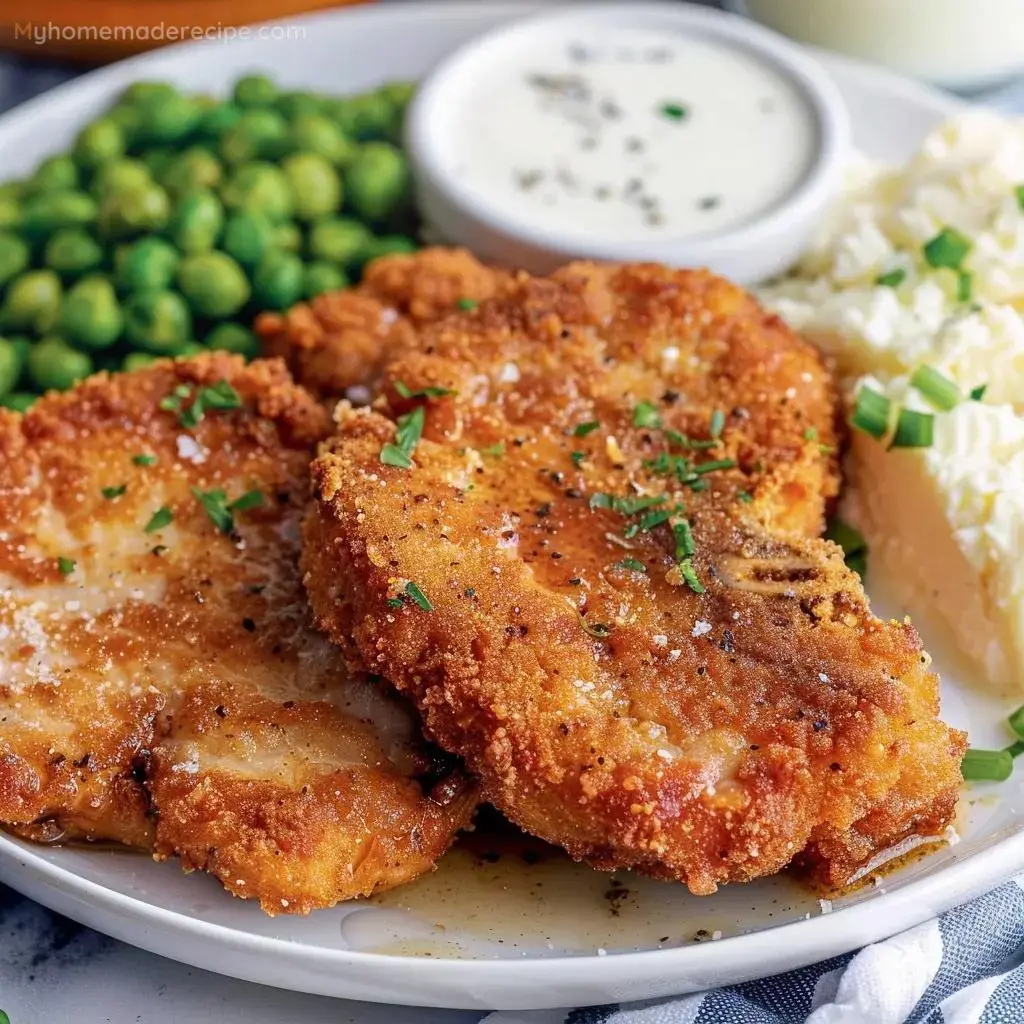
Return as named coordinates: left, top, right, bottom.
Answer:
left=0, top=181, right=25, bottom=202
left=205, top=322, right=260, bottom=359
left=8, top=335, right=31, bottom=377
left=282, top=152, right=342, bottom=221
left=221, top=211, right=273, bottom=270
left=302, top=261, right=348, bottom=299
left=97, top=182, right=171, bottom=239
left=167, top=189, right=224, bottom=254
left=220, top=109, right=289, bottom=164
left=44, top=229, right=104, bottom=277
left=285, top=114, right=356, bottom=166
left=253, top=249, right=303, bottom=311
left=344, top=143, right=410, bottom=224
left=3, top=270, right=62, bottom=333
left=29, top=155, right=79, bottom=194
left=123, top=290, right=193, bottom=354
left=122, top=351, right=158, bottom=372
left=220, top=162, right=293, bottom=223
left=21, top=190, right=98, bottom=241
left=27, top=337, right=93, bottom=391
left=175, top=341, right=205, bottom=357
left=0, top=197, right=20, bottom=231
left=115, top=237, right=179, bottom=293
left=233, top=74, right=278, bottom=108
left=73, top=118, right=125, bottom=170
left=106, top=103, right=143, bottom=146
left=59, top=275, right=123, bottom=350
left=120, top=81, right=179, bottom=106
left=195, top=102, right=243, bottom=140
left=359, top=234, right=417, bottom=267
left=276, top=91, right=323, bottom=120
left=91, top=159, right=151, bottom=199
left=159, top=147, right=223, bottom=198
left=273, top=223, right=302, bottom=252
left=140, top=148, right=177, bottom=179
left=0, top=337, right=20, bottom=395
left=178, top=251, right=250, bottom=318
left=307, top=216, right=372, bottom=267
left=379, top=81, right=417, bottom=110
left=326, top=92, right=393, bottom=141
left=135, top=93, right=202, bottom=145
left=0, top=392, right=36, bottom=412
left=0, top=232, right=30, bottom=286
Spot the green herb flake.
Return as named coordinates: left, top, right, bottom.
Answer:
left=380, top=444, right=413, bottom=469
left=101, top=484, right=127, bottom=500
left=394, top=380, right=454, bottom=399
left=570, top=450, right=586, bottom=466
left=957, top=269, right=973, bottom=303
left=737, top=490, right=754, bottom=503
left=923, top=227, right=971, bottom=270
left=970, top=383, right=988, bottom=402
left=890, top=408, right=934, bottom=449
left=379, top=405, right=426, bottom=469
left=677, top=558, right=705, bottom=594
left=57, top=556, right=76, bottom=576
left=665, top=429, right=717, bottom=450
left=659, top=101, right=689, bottom=121
left=625, top=508, right=673, bottom=538
left=693, top=458, right=736, bottom=476
left=1016, top=184, right=1024, bottom=211
left=633, top=400, right=662, bottom=429
left=573, top=420, right=601, bottom=437
left=164, top=379, right=243, bottom=430
left=405, top=581, right=433, bottom=611
left=144, top=506, right=173, bottom=534
left=825, top=518, right=868, bottom=578
left=876, top=268, right=907, bottom=288
left=480, top=442, right=505, bottom=457
left=386, top=597, right=404, bottom=608
left=672, top=518, right=696, bottom=560
left=709, top=409, right=725, bottom=438
left=132, top=454, right=158, bottom=467
left=230, top=490, right=264, bottom=512
left=457, top=298, right=479, bottom=310
left=803, top=427, right=818, bottom=442
left=613, top=558, right=647, bottom=573
left=192, top=488, right=234, bottom=534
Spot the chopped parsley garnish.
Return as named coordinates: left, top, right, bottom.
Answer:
left=624, top=508, right=673, bottom=538
left=677, top=559, right=704, bottom=594
left=394, top=381, right=454, bottom=399
left=737, top=490, right=754, bottom=503
left=404, top=581, right=433, bottom=611
left=970, top=383, right=988, bottom=401
left=132, top=453, right=158, bottom=467
left=380, top=405, right=426, bottom=469
left=589, top=492, right=665, bottom=514
left=570, top=450, right=586, bottom=466
left=923, top=227, right=971, bottom=270
left=911, top=365, right=960, bottom=411
left=145, top=506, right=173, bottom=533
left=890, top=408, right=934, bottom=448
left=803, top=427, right=818, bottom=441
left=161, top=380, right=242, bottom=429
left=659, top=101, right=689, bottom=121
left=825, top=518, right=868, bottom=577
left=480, top=442, right=505, bottom=457
left=457, top=298, right=479, bottom=310
left=57, top=556, right=76, bottom=576
left=573, top=420, right=601, bottom=437
left=191, top=488, right=264, bottom=534
left=850, top=386, right=892, bottom=439
left=692, top=458, right=736, bottom=476
left=613, top=558, right=647, bottom=573
left=876, top=268, right=907, bottom=288
left=101, top=484, right=127, bottom=500
left=709, top=409, right=725, bottom=438
left=633, top=400, right=662, bottom=429
left=664, top=429, right=717, bottom=450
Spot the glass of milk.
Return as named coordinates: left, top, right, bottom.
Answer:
left=732, top=0, right=1024, bottom=92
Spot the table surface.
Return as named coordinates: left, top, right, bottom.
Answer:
left=2, top=23, right=1024, bottom=1024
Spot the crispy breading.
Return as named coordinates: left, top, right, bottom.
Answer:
left=0, top=355, right=475, bottom=914
left=304, top=262, right=966, bottom=894
left=255, top=247, right=513, bottom=399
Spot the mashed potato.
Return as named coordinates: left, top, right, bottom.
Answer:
left=763, top=111, right=1024, bottom=687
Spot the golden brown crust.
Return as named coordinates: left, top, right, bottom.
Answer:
left=304, top=263, right=965, bottom=894
left=0, top=354, right=475, bottom=913
left=254, top=247, right=514, bottom=398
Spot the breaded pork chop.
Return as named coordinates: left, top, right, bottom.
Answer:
left=304, top=263, right=966, bottom=895
left=256, top=247, right=513, bottom=399
left=0, top=355, right=474, bottom=914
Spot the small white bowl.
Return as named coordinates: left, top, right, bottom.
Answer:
left=406, top=2, right=850, bottom=283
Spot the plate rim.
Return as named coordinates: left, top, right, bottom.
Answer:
left=0, top=2, right=1017, bottom=1008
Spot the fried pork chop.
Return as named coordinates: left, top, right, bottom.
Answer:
left=0, top=355, right=474, bottom=914
left=304, top=263, right=966, bottom=894
left=256, top=247, right=513, bottom=399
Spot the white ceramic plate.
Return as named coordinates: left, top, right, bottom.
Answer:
left=1, top=3, right=1021, bottom=1013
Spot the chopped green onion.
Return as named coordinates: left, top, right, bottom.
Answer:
left=1007, top=739, right=1024, bottom=759
left=405, top=581, right=433, bottom=611
left=876, top=268, right=906, bottom=288
left=956, top=270, right=973, bottom=303
left=101, top=484, right=127, bottom=500
left=825, top=518, right=868, bottom=578
left=386, top=597, right=404, bottom=608
left=970, top=384, right=988, bottom=402
left=57, top=556, right=76, bottom=576
left=624, top=508, right=673, bottom=538
left=573, top=420, right=601, bottom=437
left=145, top=506, right=173, bottom=534
left=659, top=101, right=688, bottom=121
left=923, top=227, right=971, bottom=270
left=910, top=365, right=960, bottom=411
left=890, top=408, right=934, bottom=449
left=672, top=518, right=695, bottom=559
left=394, top=381, right=454, bottom=399
left=693, top=458, right=736, bottom=476
left=677, top=558, right=705, bottom=594
left=457, top=298, right=479, bottom=310
left=961, top=747, right=1013, bottom=782
left=665, top=429, right=717, bottom=450
left=480, top=442, right=505, bottom=458
left=132, top=454, right=157, bottom=467
left=1008, top=704, right=1024, bottom=741
left=613, top=558, right=647, bottom=573
left=633, top=401, right=662, bottom=429
left=850, top=387, right=892, bottom=439
left=709, top=409, right=725, bottom=438
left=1016, top=184, right=1024, bottom=211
